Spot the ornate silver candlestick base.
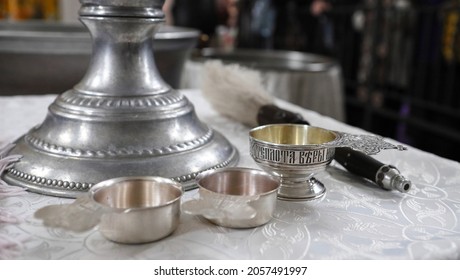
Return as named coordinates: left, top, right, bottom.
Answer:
left=2, top=0, right=238, bottom=198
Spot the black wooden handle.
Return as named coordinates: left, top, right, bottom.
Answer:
left=334, top=147, right=382, bottom=182
left=257, top=105, right=310, bottom=126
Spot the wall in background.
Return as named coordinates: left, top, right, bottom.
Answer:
left=0, top=0, right=80, bottom=22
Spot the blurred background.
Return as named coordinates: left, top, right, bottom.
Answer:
left=1, top=0, right=460, bottom=162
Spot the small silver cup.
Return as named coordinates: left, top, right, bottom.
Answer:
left=183, top=167, right=280, bottom=228
left=34, top=176, right=183, bottom=244
left=90, top=176, right=183, bottom=244
left=250, top=124, right=337, bottom=201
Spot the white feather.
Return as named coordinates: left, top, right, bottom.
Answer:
left=201, top=60, right=274, bottom=127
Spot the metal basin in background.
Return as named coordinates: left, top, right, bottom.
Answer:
left=194, top=48, right=336, bottom=73
left=185, top=47, right=345, bottom=121
left=0, top=21, right=199, bottom=95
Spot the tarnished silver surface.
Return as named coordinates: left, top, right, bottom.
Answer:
left=182, top=167, right=280, bottom=228
left=2, top=0, right=238, bottom=198
left=249, top=124, right=404, bottom=201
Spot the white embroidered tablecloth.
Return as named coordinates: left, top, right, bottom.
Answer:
left=1, top=89, right=459, bottom=260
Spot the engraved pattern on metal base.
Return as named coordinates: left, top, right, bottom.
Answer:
left=57, top=89, right=185, bottom=109
left=25, top=128, right=213, bottom=158
left=6, top=151, right=236, bottom=193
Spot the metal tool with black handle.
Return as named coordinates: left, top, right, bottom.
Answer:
left=257, top=105, right=411, bottom=193
left=334, top=147, right=411, bottom=193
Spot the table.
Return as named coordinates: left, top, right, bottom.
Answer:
left=1, top=89, right=460, bottom=260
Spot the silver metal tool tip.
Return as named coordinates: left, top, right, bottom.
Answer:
left=392, top=174, right=412, bottom=193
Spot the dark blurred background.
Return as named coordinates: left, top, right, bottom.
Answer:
left=166, top=0, right=460, bottom=162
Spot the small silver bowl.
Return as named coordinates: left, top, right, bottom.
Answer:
left=182, top=167, right=280, bottom=228
left=249, top=124, right=338, bottom=201
left=249, top=124, right=408, bottom=201
left=89, top=176, right=183, bottom=244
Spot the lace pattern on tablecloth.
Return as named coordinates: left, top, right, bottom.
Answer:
left=0, top=143, right=28, bottom=259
